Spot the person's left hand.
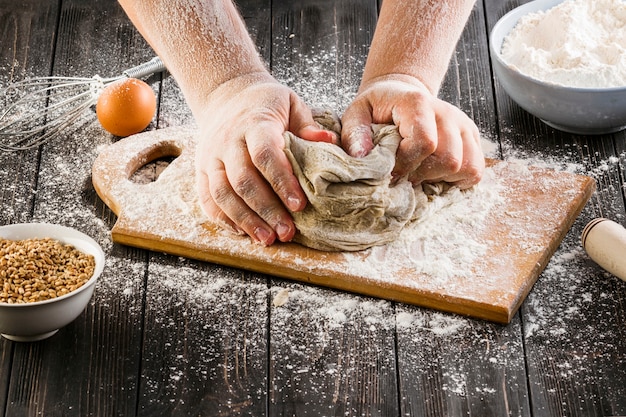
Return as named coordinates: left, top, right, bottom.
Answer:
left=340, top=74, right=485, bottom=189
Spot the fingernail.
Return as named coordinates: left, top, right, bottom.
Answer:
left=325, top=130, right=339, bottom=144
left=275, top=222, right=291, bottom=240
left=349, top=141, right=367, bottom=157
left=254, top=227, right=273, bottom=245
left=287, top=195, right=303, bottom=211
left=347, top=126, right=370, bottom=157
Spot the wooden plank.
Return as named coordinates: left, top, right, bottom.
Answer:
left=270, top=0, right=377, bottom=113
left=0, top=338, right=12, bottom=416
left=396, top=309, right=530, bottom=416
left=485, top=1, right=626, bottom=415
left=269, top=284, right=399, bottom=416
left=266, top=1, right=401, bottom=415
left=0, top=0, right=60, bottom=414
left=3, top=0, right=152, bottom=415
left=395, top=2, right=530, bottom=415
left=135, top=1, right=273, bottom=414
left=137, top=256, right=270, bottom=416
left=0, top=0, right=60, bottom=231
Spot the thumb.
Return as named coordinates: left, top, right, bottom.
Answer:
left=340, top=104, right=374, bottom=157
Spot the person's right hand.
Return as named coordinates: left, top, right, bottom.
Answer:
left=194, top=72, right=335, bottom=246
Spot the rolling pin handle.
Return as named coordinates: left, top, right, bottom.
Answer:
left=582, top=218, right=626, bottom=282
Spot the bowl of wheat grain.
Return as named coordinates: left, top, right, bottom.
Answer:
left=0, top=223, right=105, bottom=342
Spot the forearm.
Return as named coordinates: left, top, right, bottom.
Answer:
left=362, top=0, right=476, bottom=94
left=118, top=0, right=268, bottom=118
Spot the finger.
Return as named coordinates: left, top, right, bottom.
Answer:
left=443, top=126, right=485, bottom=189
left=298, top=125, right=337, bottom=144
left=246, top=120, right=308, bottom=214
left=229, top=123, right=308, bottom=243
left=408, top=124, right=485, bottom=188
left=340, top=102, right=375, bottom=157
left=392, top=104, right=439, bottom=180
left=195, top=167, right=245, bottom=235
left=406, top=114, right=464, bottom=183
left=289, top=96, right=338, bottom=144
left=209, top=161, right=280, bottom=245
left=196, top=144, right=282, bottom=245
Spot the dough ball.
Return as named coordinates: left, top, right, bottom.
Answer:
left=284, top=123, right=420, bottom=252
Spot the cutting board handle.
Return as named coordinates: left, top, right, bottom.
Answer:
left=92, top=126, right=197, bottom=216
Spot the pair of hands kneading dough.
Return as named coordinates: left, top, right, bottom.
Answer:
left=283, top=109, right=449, bottom=252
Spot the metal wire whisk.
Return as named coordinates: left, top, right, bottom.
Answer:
left=0, top=57, right=166, bottom=152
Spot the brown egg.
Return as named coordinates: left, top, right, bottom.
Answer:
left=96, top=78, right=156, bottom=137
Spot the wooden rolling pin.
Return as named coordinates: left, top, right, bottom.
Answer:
left=582, top=218, right=626, bottom=282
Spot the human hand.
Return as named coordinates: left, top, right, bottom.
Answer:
left=195, top=73, right=335, bottom=245
left=341, top=74, right=484, bottom=189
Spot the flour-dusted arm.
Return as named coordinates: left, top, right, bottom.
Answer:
left=341, top=0, right=485, bottom=189
left=118, top=0, right=334, bottom=245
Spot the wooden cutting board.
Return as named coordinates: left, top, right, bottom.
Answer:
left=92, top=126, right=595, bottom=324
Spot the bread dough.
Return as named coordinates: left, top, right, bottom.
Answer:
left=284, top=114, right=431, bottom=252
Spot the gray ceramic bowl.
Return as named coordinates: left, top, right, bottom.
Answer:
left=0, top=223, right=105, bottom=342
left=490, top=0, right=626, bottom=135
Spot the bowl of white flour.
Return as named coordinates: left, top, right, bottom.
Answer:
left=490, top=0, right=626, bottom=135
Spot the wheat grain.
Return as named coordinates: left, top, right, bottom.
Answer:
left=0, top=237, right=96, bottom=304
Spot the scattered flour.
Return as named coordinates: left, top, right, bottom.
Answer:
left=501, top=0, right=626, bottom=88
left=4, top=14, right=626, bottom=406
left=343, top=167, right=503, bottom=283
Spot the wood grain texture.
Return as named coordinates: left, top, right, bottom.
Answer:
left=2, top=0, right=151, bottom=416
left=1, top=0, right=624, bottom=416
left=137, top=256, right=270, bottom=416
left=0, top=0, right=61, bottom=414
left=267, top=2, right=401, bottom=416
left=396, top=309, right=531, bottom=417
left=0, top=0, right=60, bottom=223
left=134, top=1, right=273, bottom=414
left=485, top=1, right=626, bottom=416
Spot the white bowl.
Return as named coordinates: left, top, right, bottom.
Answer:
left=0, top=223, right=105, bottom=342
left=490, top=0, right=626, bottom=135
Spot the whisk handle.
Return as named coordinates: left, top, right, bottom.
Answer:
left=122, top=57, right=167, bottom=79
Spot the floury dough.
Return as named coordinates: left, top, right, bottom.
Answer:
left=283, top=116, right=434, bottom=252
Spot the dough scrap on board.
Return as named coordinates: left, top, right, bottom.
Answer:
left=284, top=112, right=441, bottom=252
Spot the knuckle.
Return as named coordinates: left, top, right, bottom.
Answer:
left=407, top=91, right=429, bottom=107
left=210, top=183, right=235, bottom=208
left=231, top=173, right=259, bottom=201
left=198, top=191, right=221, bottom=219
left=416, top=135, right=437, bottom=155
left=464, top=163, right=485, bottom=186
left=250, top=143, right=275, bottom=171
left=258, top=206, right=282, bottom=225
left=235, top=211, right=259, bottom=230
left=441, top=154, right=463, bottom=174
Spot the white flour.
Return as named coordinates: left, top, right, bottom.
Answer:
left=101, top=124, right=592, bottom=321
left=500, top=0, right=626, bottom=88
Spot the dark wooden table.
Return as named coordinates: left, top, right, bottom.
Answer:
left=1, top=0, right=625, bottom=416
